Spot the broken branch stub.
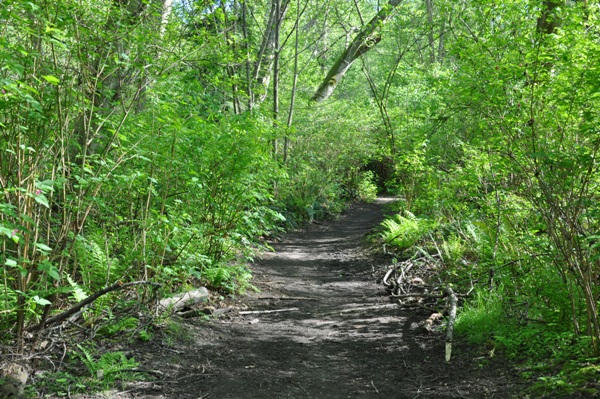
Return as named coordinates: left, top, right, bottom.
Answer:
left=445, top=286, right=458, bottom=362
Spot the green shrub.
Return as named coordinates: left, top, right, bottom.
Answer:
left=356, top=171, right=378, bottom=202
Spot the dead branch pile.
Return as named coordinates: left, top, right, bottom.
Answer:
left=381, top=253, right=443, bottom=304
left=379, top=252, right=465, bottom=361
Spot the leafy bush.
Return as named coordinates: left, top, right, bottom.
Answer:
left=355, top=171, right=379, bottom=202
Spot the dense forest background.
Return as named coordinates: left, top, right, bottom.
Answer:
left=1, top=0, right=600, bottom=395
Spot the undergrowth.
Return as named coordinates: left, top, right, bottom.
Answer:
left=32, top=346, right=144, bottom=397
left=380, top=198, right=600, bottom=397
left=454, top=290, right=600, bottom=397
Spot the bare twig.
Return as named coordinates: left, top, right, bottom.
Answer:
left=396, top=302, right=437, bottom=313
left=294, top=382, right=309, bottom=395
left=382, top=268, right=394, bottom=286
left=392, top=291, right=470, bottom=299
left=28, top=281, right=162, bottom=332
left=239, top=307, right=299, bottom=315
left=371, top=380, right=380, bottom=394
left=256, top=296, right=318, bottom=301
left=337, top=304, right=398, bottom=313
left=391, top=292, right=445, bottom=299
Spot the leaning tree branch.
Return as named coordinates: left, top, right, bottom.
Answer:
left=311, top=0, right=404, bottom=102
left=29, top=281, right=162, bottom=332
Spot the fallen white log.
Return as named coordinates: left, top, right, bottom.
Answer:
left=158, top=288, right=209, bottom=312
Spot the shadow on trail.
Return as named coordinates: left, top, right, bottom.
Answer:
left=129, top=198, right=522, bottom=399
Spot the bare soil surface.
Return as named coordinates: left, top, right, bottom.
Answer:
left=117, top=198, right=525, bottom=398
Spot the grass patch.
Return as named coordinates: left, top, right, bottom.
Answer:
left=455, top=288, right=505, bottom=345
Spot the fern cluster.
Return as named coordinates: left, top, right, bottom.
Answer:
left=73, top=232, right=122, bottom=290
left=380, top=211, right=437, bottom=252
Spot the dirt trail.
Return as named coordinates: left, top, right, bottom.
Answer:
left=131, top=198, right=523, bottom=398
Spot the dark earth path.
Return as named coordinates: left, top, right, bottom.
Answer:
left=125, top=198, right=524, bottom=398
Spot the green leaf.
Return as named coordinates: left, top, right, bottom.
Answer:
left=0, top=203, right=18, bottom=217
left=32, top=295, right=52, bottom=306
left=35, top=242, right=53, bottom=253
left=67, top=275, right=88, bottom=301
left=0, top=225, right=13, bottom=237
left=42, top=75, right=60, bottom=85
left=38, top=260, right=60, bottom=281
left=36, top=180, right=54, bottom=192
left=34, top=194, right=49, bottom=208
left=5, top=258, right=17, bottom=267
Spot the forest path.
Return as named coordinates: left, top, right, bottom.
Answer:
left=131, top=198, right=522, bottom=398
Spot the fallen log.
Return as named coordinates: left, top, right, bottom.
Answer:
left=424, top=312, right=444, bottom=332
left=158, top=288, right=210, bottom=312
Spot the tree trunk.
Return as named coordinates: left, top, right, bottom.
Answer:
left=272, top=0, right=282, bottom=159
left=221, top=0, right=242, bottom=114
left=160, top=0, right=174, bottom=36
left=437, top=14, right=447, bottom=60
left=241, top=0, right=253, bottom=110
left=253, top=0, right=291, bottom=106
left=75, top=0, right=169, bottom=156
left=284, top=0, right=302, bottom=164
left=536, top=0, right=563, bottom=35
left=312, top=0, right=403, bottom=103
left=425, top=0, right=435, bottom=64
left=361, top=59, right=397, bottom=155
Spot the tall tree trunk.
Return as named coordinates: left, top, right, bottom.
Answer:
left=425, top=0, right=435, bottom=64
left=272, top=0, right=281, bottom=159
left=437, top=13, right=447, bottom=61
left=160, top=0, right=174, bottom=36
left=221, top=0, right=242, bottom=114
left=312, top=0, right=404, bottom=102
left=75, top=0, right=169, bottom=156
left=361, top=50, right=404, bottom=155
left=284, top=0, right=302, bottom=164
left=536, top=0, right=563, bottom=35
left=253, top=0, right=291, bottom=106
left=241, top=0, right=253, bottom=110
